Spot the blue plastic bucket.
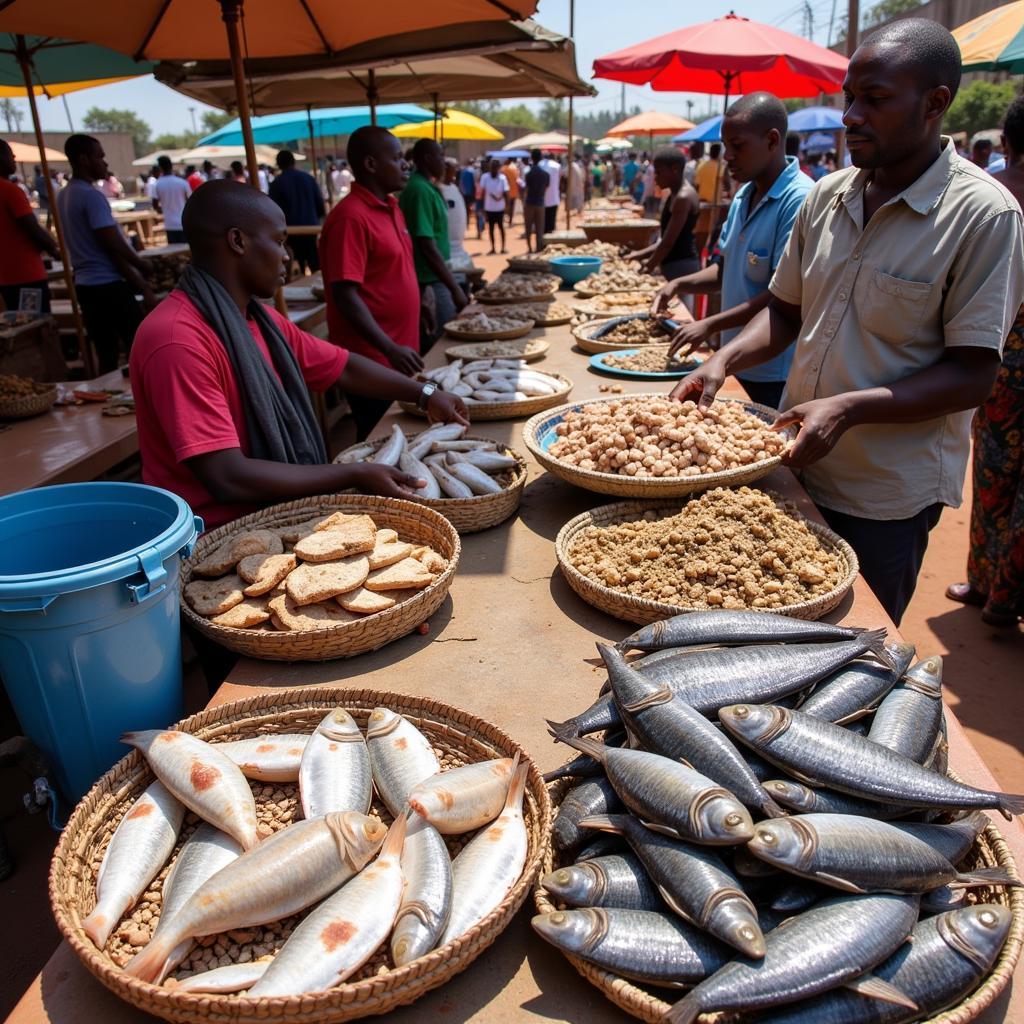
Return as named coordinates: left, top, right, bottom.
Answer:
left=0, top=483, right=202, bottom=802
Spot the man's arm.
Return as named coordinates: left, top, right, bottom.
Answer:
left=16, top=213, right=58, bottom=261
left=641, top=190, right=699, bottom=274
left=94, top=226, right=158, bottom=309
left=331, top=280, right=424, bottom=376
left=413, top=236, right=467, bottom=310
left=651, top=263, right=722, bottom=315
left=667, top=289, right=774, bottom=359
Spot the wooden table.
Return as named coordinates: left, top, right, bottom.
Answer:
left=113, top=210, right=161, bottom=247
left=6, top=313, right=1021, bottom=1023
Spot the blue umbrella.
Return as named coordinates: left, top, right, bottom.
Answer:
left=198, top=104, right=435, bottom=146
left=489, top=149, right=530, bottom=158
left=788, top=105, right=845, bottom=133
left=674, top=115, right=722, bottom=144
left=803, top=131, right=837, bottom=154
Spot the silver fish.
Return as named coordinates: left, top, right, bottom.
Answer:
left=598, top=643, right=785, bottom=818
left=752, top=904, right=1012, bottom=1023
left=558, top=736, right=754, bottom=846
left=718, top=704, right=1024, bottom=819
left=892, top=812, right=989, bottom=864
left=445, top=457, right=504, bottom=495
left=553, top=777, right=622, bottom=856
left=540, top=853, right=664, bottom=912
left=391, top=814, right=452, bottom=966
left=248, top=815, right=407, bottom=997
left=532, top=908, right=731, bottom=987
left=299, top=708, right=372, bottom=819
left=581, top=813, right=764, bottom=957
left=172, top=960, right=270, bottom=994
left=799, top=643, right=916, bottom=724
left=542, top=752, right=604, bottom=783
left=83, top=781, right=184, bottom=950
left=371, top=423, right=406, bottom=466
left=617, top=610, right=871, bottom=653
left=399, top=450, right=442, bottom=499
left=576, top=833, right=628, bottom=862
left=460, top=450, right=517, bottom=472
left=868, top=656, right=944, bottom=763
left=365, top=707, right=439, bottom=818
left=214, top=734, right=309, bottom=782
left=664, top=894, right=921, bottom=1024
left=407, top=755, right=517, bottom=834
left=763, top=779, right=912, bottom=820
left=747, top=814, right=1018, bottom=894
left=921, top=883, right=968, bottom=915
left=771, top=881, right=827, bottom=913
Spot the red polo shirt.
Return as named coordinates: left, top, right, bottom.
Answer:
left=319, top=181, right=420, bottom=366
left=0, top=178, right=45, bottom=285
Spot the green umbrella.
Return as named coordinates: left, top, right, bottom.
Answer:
left=0, top=34, right=152, bottom=95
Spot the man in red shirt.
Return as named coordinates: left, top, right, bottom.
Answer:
left=320, top=126, right=423, bottom=439
left=130, top=180, right=467, bottom=532
left=0, top=140, right=58, bottom=313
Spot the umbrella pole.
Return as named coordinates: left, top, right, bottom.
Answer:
left=368, top=70, right=378, bottom=126
left=432, top=93, right=439, bottom=143
left=15, top=36, right=93, bottom=376
left=707, top=76, right=731, bottom=261
left=306, top=103, right=318, bottom=190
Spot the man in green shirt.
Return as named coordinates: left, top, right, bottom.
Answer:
left=398, top=139, right=468, bottom=350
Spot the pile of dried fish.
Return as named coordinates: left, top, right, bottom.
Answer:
left=535, top=610, right=1023, bottom=1022
left=416, top=357, right=566, bottom=407
left=81, top=708, right=530, bottom=1000
left=337, top=422, right=521, bottom=500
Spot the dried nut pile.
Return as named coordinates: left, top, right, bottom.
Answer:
left=479, top=272, right=559, bottom=300
left=574, top=266, right=662, bottom=294
left=510, top=241, right=621, bottom=269
left=603, top=345, right=691, bottom=372
left=0, top=373, right=47, bottom=398
left=448, top=338, right=547, bottom=360
left=579, top=291, right=658, bottom=313
left=549, top=397, right=786, bottom=478
left=448, top=312, right=532, bottom=334
left=568, top=487, right=843, bottom=609
left=480, top=301, right=574, bottom=325
left=598, top=318, right=671, bottom=346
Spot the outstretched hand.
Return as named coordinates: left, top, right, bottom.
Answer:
left=668, top=319, right=711, bottom=361
left=427, top=390, right=470, bottom=427
left=773, top=395, right=852, bottom=469
left=347, top=462, right=425, bottom=500
left=669, top=359, right=726, bottom=409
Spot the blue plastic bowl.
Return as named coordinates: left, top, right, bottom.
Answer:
left=548, top=254, right=603, bottom=286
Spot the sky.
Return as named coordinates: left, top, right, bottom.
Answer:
left=15, top=0, right=854, bottom=136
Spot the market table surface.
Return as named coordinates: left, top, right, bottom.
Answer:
left=7, top=313, right=1020, bottom=1023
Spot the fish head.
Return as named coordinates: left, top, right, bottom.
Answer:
left=902, top=656, right=943, bottom=697
left=365, top=707, right=401, bottom=740
left=541, top=864, right=601, bottom=905
left=531, top=909, right=607, bottom=955
left=695, top=791, right=755, bottom=844
left=326, top=811, right=388, bottom=870
left=939, top=905, right=1012, bottom=971
left=317, top=708, right=361, bottom=741
left=718, top=704, right=790, bottom=745
left=748, top=817, right=816, bottom=873
left=887, top=642, right=917, bottom=676
left=763, top=779, right=815, bottom=812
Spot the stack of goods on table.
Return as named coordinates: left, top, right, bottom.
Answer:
left=467, top=299, right=575, bottom=326
left=508, top=241, right=622, bottom=272
left=444, top=336, right=549, bottom=362
left=572, top=291, right=666, bottom=321
left=535, top=611, right=1023, bottom=1022
left=572, top=265, right=664, bottom=296
left=144, top=247, right=191, bottom=294
left=0, top=372, right=57, bottom=418
left=578, top=316, right=673, bottom=347
left=477, top=272, right=560, bottom=304
left=443, top=311, right=534, bottom=340
left=599, top=347, right=696, bottom=374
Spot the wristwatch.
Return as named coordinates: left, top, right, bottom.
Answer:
left=417, top=381, right=439, bottom=412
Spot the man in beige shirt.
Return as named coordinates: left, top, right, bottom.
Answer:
left=671, top=19, right=1024, bottom=624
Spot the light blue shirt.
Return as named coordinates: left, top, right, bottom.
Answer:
left=717, top=156, right=812, bottom=383
left=987, top=154, right=1007, bottom=174
left=55, top=178, right=122, bottom=286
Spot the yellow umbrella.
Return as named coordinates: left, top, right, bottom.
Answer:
left=952, top=0, right=1024, bottom=72
left=0, top=75, right=139, bottom=96
left=390, top=108, right=503, bottom=141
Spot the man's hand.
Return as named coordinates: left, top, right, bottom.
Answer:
left=452, top=284, right=469, bottom=311
left=141, top=288, right=160, bottom=313
left=345, top=462, right=425, bottom=499
left=668, top=319, right=712, bottom=361
left=773, top=395, right=852, bottom=469
left=387, top=342, right=425, bottom=377
left=669, top=356, right=726, bottom=409
left=426, top=389, right=470, bottom=427
left=650, top=281, right=678, bottom=317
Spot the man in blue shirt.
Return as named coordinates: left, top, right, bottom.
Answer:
left=651, top=92, right=812, bottom=409
left=268, top=149, right=325, bottom=274
left=622, top=153, right=639, bottom=193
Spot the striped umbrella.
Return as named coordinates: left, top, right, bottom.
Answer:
left=953, top=0, right=1024, bottom=72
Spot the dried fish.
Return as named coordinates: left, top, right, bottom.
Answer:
left=540, top=853, right=664, bottom=912
left=365, top=708, right=439, bottom=818
left=868, top=656, right=944, bottom=763
left=391, top=814, right=452, bottom=966
left=407, top=755, right=517, bottom=834
left=172, top=960, right=270, bottom=994
left=799, top=643, right=916, bottom=724
left=553, top=777, right=623, bottom=856
left=763, top=779, right=912, bottom=821
left=299, top=708, right=372, bottom=819
left=371, top=424, right=406, bottom=466
left=214, top=734, right=309, bottom=782
left=399, top=450, right=442, bottom=499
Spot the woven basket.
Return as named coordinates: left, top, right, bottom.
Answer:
left=523, top=396, right=794, bottom=499
left=554, top=495, right=859, bottom=624
left=478, top=302, right=574, bottom=327
left=401, top=372, right=573, bottom=421
left=535, top=777, right=1023, bottom=1024
left=444, top=338, right=549, bottom=364
left=333, top=434, right=528, bottom=534
left=571, top=317, right=674, bottom=355
left=572, top=297, right=660, bottom=319
left=506, top=257, right=556, bottom=273
left=478, top=289, right=559, bottom=306
left=573, top=281, right=662, bottom=299
left=180, top=496, right=460, bottom=661
left=443, top=320, right=535, bottom=342
left=50, top=687, right=552, bottom=1024
left=0, top=383, right=57, bottom=419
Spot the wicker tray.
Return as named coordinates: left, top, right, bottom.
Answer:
left=506, top=257, right=556, bottom=273
left=444, top=338, right=549, bottom=363
left=534, top=777, right=1023, bottom=1024
left=0, top=383, right=57, bottom=419
left=400, top=372, right=573, bottom=421
left=478, top=289, right=559, bottom=306
left=571, top=316, right=676, bottom=354
left=51, top=687, right=551, bottom=1024
left=443, top=320, right=535, bottom=342
left=480, top=302, right=575, bottom=327
left=333, top=434, right=528, bottom=534
left=573, top=281, right=662, bottom=299
left=523, top=396, right=794, bottom=499
left=554, top=495, right=859, bottom=624
left=572, top=296, right=661, bottom=319
left=180, top=496, right=460, bottom=661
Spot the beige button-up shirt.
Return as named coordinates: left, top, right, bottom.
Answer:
left=770, top=138, right=1024, bottom=520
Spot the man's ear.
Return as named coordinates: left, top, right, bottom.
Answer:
left=925, top=85, right=953, bottom=125
left=226, top=226, right=246, bottom=256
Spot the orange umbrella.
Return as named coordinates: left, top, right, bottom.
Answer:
left=606, top=110, right=696, bottom=151
left=10, top=140, right=65, bottom=162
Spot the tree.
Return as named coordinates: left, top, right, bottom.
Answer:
left=82, top=107, right=151, bottom=155
left=538, top=98, right=568, bottom=130
left=0, top=98, right=23, bottom=132
left=151, top=132, right=199, bottom=152
left=449, top=100, right=539, bottom=132
left=945, top=80, right=1019, bottom=137
left=862, top=0, right=922, bottom=29
left=200, top=110, right=233, bottom=134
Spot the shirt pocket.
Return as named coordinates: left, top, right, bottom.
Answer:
left=744, top=247, right=771, bottom=285
left=859, top=270, right=934, bottom=344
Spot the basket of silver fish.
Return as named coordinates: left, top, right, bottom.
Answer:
left=51, top=686, right=551, bottom=1024
left=334, top=423, right=528, bottom=534
left=533, top=612, right=1024, bottom=1023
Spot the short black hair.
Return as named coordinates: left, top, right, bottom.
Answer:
left=531, top=148, right=542, bottom=162
left=785, top=131, right=802, bottom=157
left=860, top=17, right=962, bottom=101
left=973, top=137, right=993, bottom=152
left=185, top=164, right=196, bottom=175
left=709, top=143, right=722, bottom=158
left=689, top=140, right=705, bottom=160
left=182, top=178, right=279, bottom=256
left=347, top=125, right=396, bottom=178
left=276, top=149, right=296, bottom=169
left=725, top=91, right=789, bottom=140
left=157, top=154, right=172, bottom=173
left=64, top=133, right=99, bottom=163
left=652, top=146, right=685, bottom=170
left=1005, top=98, right=1024, bottom=153
left=411, top=138, right=440, bottom=165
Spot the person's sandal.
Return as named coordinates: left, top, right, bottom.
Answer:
left=981, top=602, right=1020, bottom=628
left=945, top=582, right=986, bottom=607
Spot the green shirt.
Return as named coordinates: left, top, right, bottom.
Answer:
left=398, top=170, right=450, bottom=285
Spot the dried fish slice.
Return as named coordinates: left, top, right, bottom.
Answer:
left=83, top=781, right=184, bottom=950
left=172, top=960, right=270, bottom=993
left=391, top=814, right=452, bottom=965
left=365, top=707, right=440, bottom=818
left=540, top=853, right=664, bottom=912
left=407, top=755, right=517, bottom=834
left=124, top=812, right=386, bottom=984
left=763, top=779, right=913, bottom=820
left=532, top=908, right=731, bottom=987
left=249, top=815, right=407, bottom=997
left=799, top=643, right=917, bottom=723
left=553, top=777, right=623, bottom=856
left=214, top=734, right=309, bottom=782
left=299, top=708, right=372, bottom=819
left=121, top=730, right=258, bottom=851
left=868, top=656, right=944, bottom=763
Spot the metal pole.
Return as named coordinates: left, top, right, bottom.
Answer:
left=16, top=37, right=92, bottom=376
left=846, top=0, right=860, bottom=56
left=368, top=69, right=378, bottom=126
left=61, top=94, right=74, bottom=132
left=306, top=103, right=318, bottom=187
left=432, top=93, right=440, bottom=142
left=565, top=0, right=575, bottom=230
left=708, top=78, right=730, bottom=259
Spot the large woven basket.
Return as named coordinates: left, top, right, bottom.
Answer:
left=180, top=496, right=460, bottom=661
left=571, top=316, right=675, bottom=355
left=443, top=320, right=535, bottom=342
left=572, top=296, right=661, bottom=319
left=444, top=338, right=549, bottom=364
left=523, top=396, right=794, bottom=499
left=478, top=302, right=574, bottom=327
left=0, top=383, right=57, bottom=419
left=573, top=281, right=662, bottom=299
left=554, top=495, right=859, bottom=624
left=534, top=777, right=1023, bottom=1024
left=332, top=434, right=528, bottom=534
left=50, top=687, right=552, bottom=1024
left=506, top=256, right=557, bottom=273
left=400, top=372, right=573, bottom=421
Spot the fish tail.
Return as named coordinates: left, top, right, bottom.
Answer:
left=950, top=866, right=1022, bottom=890
left=550, top=732, right=606, bottom=763
left=665, top=993, right=701, bottom=1024
left=545, top=718, right=581, bottom=744
left=82, top=908, right=111, bottom=951
left=381, top=810, right=409, bottom=858
left=124, top=934, right=176, bottom=983
left=595, top=642, right=623, bottom=670
left=997, top=793, right=1024, bottom=820
left=578, top=814, right=629, bottom=835
left=505, top=762, right=529, bottom=813
left=863, top=627, right=894, bottom=668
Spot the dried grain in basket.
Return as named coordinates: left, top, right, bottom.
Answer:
left=0, top=383, right=57, bottom=419
left=400, top=372, right=574, bottom=421
left=534, top=775, right=1023, bottom=1023
left=50, top=686, right=552, bottom=1024
left=333, top=433, right=528, bottom=534
left=554, top=495, right=859, bottom=624
left=443, top=320, right=535, bottom=342
left=444, top=338, right=549, bottom=363
left=179, top=496, right=460, bottom=661
left=523, top=396, right=794, bottom=499
left=570, top=314, right=678, bottom=355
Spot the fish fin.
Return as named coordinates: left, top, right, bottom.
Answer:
left=812, top=871, right=866, bottom=894
left=504, top=762, right=529, bottom=813
left=596, top=641, right=623, bottom=668
left=124, top=935, right=176, bottom=984
left=639, top=820, right=681, bottom=840
left=655, top=884, right=697, bottom=925
left=997, top=793, right=1024, bottom=820
left=843, top=974, right=918, bottom=1010
left=664, top=993, right=701, bottom=1024
left=381, top=811, right=409, bottom=858
left=579, top=814, right=629, bottom=835
left=82, top=910, right=110, bottom=951
left=550, top=732, right=606, bottom=763
left=546, top=718, right=581, bottom=744
left=760, top=796, right=790, bottom=819
left=950, top=867, right=1022, bottom=890
left=863, top=628, right=895, bottom=669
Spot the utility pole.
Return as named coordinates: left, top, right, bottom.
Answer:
left=686, top=99, right=694, bottom=122
left=62, top=95, right=74, bottom=132
left=803, top=1, right=815, bottom=39
left=847, top=0, right=860, bottom=56
left=827, top=0, right=839, bottom=46
left=188, top=106, right=197, bottom=135
left=620, top=82, right=625, bottom=119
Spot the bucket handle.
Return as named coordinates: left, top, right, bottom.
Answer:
left=180, top=516, right=204, bottom=560
left=126, top=546, right=169, bottom=604
left=0, top=593, right=57, bottom=613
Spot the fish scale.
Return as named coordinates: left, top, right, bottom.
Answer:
left=799, top=643, right=916, bottom=724
left=868, top=657, right=944, bottom=763
left=553, top=777, right=623, bottom=856
left=391, top=815, right=452, bottom=966
left=299, top=708, right=372, bottom=819
left=541, top=852, right=664, bottom=912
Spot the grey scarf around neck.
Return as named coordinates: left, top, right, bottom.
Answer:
left=178, top=265, right=327, bottom=466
